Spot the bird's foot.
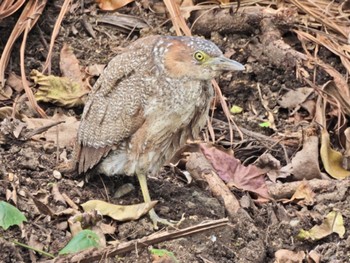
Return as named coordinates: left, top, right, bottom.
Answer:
left=149, top=208, right=184, bottom=230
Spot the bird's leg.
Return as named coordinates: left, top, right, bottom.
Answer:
left=136, top=173, right=179, bottom=229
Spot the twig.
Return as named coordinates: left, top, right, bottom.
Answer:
left=42, top=0, right=72, bottom=74
left=40, top=218, right=229, bottom=263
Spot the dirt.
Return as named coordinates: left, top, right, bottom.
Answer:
left=1, top=1, right=350, bottom=263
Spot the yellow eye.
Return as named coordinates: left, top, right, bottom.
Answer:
left=194, top=51, right=205, bottom=62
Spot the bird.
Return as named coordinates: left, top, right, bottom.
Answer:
left=74, top=35, right=245, bottom=229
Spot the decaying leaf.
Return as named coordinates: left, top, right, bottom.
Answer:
left=281, top=134, right=321, bottom=180
left=31, top=69, right=88, bottom=108
left=6, top=72, right=24, bottom=92
left=274, top=249, right=305, bottom=263
left=0, top=85, right=12, bottom=100
left=86, top=64, right=106, bottom=77
left=278, top=87, right=314, bottom=110
left=320, top=129, right=350, bottom=179
left=60, top=43, right=84, bottom=86
left=81, top=200, right=157, bottom=221
left=199, top=143, right=270, bottom=199
left=283, top=180, right=315, bottom=205
left=23, top=112, right=79, bottom=147
left=180, top=0, right=194, bottom=20
left=96, top=0, right=135, bottom=11
left=68, top=210, right=103, bottom=236
left=297, top=211, right=345, bottom=241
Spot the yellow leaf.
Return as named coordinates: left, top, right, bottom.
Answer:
left=230, top=105, right=243, bottom=114
left=31, top=70, right=88, bottom=108
left=81, top=200, right=157, bottom=221
left=297, top=211, right=345, bottom=241
left=320, top=129, right=350, bottom=179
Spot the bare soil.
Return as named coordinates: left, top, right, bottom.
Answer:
left=1, top=1, right=350, bottom=263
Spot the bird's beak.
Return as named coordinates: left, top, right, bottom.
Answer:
left=207, top=56, right=245, bottom=71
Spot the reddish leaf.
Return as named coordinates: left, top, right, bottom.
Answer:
left=199, top=143, right=270, bottom=199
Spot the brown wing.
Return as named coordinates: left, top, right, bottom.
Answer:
left=76, top=36, right=160, bottom=174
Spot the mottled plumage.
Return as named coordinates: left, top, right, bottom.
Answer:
left=74, top=35, right=244, bottom=228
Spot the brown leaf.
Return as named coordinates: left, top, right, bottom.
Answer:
left=282, top=135, right=321, bottom=180
left=86, top=64, right=106, bottom=77
left=278, top=87, right=314, bottom=110
left=23, top=112, right=79, bottom=147
left=274, top=249, right=305, bottom=263
left=284, top=180, right=315, bottom=205
left=199, top=143, right=270, bottom=199
left=96, top=0, right=135, bottom=10
left=6, top=72, right=24, bottom=92
left=0, top=85, right=12, bottom=101
left=60, top=43, right=84, bottom=86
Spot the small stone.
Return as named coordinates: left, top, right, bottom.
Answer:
left=113, top=183, right=135, bottom=198
left=53, top=170, right=62, bottom=180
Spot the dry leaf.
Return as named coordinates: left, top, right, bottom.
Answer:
left=0, top=85, right=12, bottom=101
left=320, top=129, right=350, bottom=179
left=297, top=211, right=345, bottom=241
left=282, top=135, right=321, bottom=180
left=278, top=87, right=314, bottom=110
left=274, top=249, right=305, bottom=263
left=284, top=180, right=315, bottom=205
left=6, top=72, right=24, bottom=92
left=60, top=43, right=84, bottom=86
left=96, top=0, right=135, bottom=10
left=307, top=250, right=321, bottom=263
left=31, top=69, right=88, bottom=108
left=199, top=143, right=270, bottom=199
left=86, top=64, right=106, bottom=76
left=23, top=112, right=79, bottom=147
left=180, top=0, right=194, bottom=20
left=81, top=200, right=157, bottom=221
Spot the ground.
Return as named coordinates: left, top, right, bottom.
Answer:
left=1, top=1, right=350, bottom=263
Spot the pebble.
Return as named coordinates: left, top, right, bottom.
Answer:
left=53, top=170, right=62, bottom=180
left=113, top=183, right=135, bottom=198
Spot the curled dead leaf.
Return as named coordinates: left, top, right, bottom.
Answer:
left=81, top=200, right=157, bottom=221
left=320, top=129, right=350, bottom=179
left=31, top=69, right=88, bottom=108
left=283, top=180, right=315, bottom=205
left=274, top=249, right=305, bottom=263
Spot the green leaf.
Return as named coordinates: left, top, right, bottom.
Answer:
left=0, top=201, right=27, bottom=230
left=259, top=121, right=271, bottom=128
left=150, top=248, right=179, bottom=263
left=230, top=105, right=243, bottom=114
left=59, top=230, right=101, bottom=255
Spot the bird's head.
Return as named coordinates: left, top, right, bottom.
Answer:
left=156, top=36, right=245, bottom=80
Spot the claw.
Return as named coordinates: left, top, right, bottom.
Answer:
left=137, top=173, right=185, bottom=229
left=148, top=209, right=184, bottom=229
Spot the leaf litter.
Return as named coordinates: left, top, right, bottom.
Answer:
left=1, top=0, right=350, bottom=262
